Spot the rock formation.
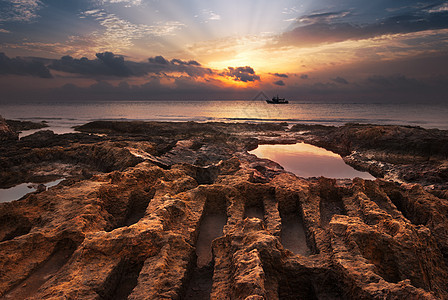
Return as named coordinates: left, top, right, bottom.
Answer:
left=0, top=116, right=18, bottom=141
left=0, top=121, right=447, bottom=299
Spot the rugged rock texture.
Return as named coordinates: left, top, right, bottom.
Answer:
left=5, top=119, right=48, bottom=133
left=0, top=116, right=18, bottom=141
left=0, top=121, right=447, bottom=299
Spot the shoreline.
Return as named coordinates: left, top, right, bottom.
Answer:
left=2, top=100, right=448, bottom=131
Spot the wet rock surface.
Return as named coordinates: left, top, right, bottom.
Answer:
left=0, top=116, right=18, bottom=141
left=0, top=120, right=447, bottom=299
left=5, top=119, right=49, bottom=133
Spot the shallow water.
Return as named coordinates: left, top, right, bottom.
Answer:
left=0, top=178, right=64, bottom=203
left=250, top=143, right=375, bottom=180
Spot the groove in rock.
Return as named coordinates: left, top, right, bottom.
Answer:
left=244, top=205, right=264, bottom=220
left=278, top=277, right=318, bottom=300
left=363, top=182, right=396, bottom=216
left=194, top=166, right=219, bottom=185
left=385, top=189, right=428, bottom=225
left=319, top=194, right=346, bottom=227
left=276, top=191, right=311, bottom=256
left=0, top=215, right=32, bottom=243
left=99, top=258, right=145, bottom=300
left=105, top=188, right=154, bottom=232
left=124, top=189, right=155, bottom=227
left=244, top=194, right=265, bottom=220
left=195, top=213, right=227, bottom=268
left=3, top=238, right=77, bottom=299
left=183, top=191, right=227, bottom=299
left=356, top=239, right=400, bottom=283
left=280, top=212, right=310, bottom=256
left=183, top=264, right=214, bottom=300
left=277, top=189, right=317, bottom=255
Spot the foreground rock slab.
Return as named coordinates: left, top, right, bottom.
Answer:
left=0, top=121, right=447, bottom=299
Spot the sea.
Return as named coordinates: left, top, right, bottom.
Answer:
left=1, top=100, right=447, bottom=135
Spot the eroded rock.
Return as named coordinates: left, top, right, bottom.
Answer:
left=0, top=116, right=18, bottom=141
left=0, top=121, right=447, bottom=299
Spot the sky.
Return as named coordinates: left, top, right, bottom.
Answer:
left=0, top=0, right=448, bottom=102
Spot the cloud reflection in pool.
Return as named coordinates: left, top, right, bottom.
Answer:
left=250, top=142, right=374, bottom=180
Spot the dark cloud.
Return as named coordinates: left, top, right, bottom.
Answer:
left=47, top=76, right=258, bottom=101
left=298, top=11, right=351, bottom=24
left=170, top=58, right=201, bottom=66
left=148, top=55, right=169, bottom=65
left=49, top=52, right=138, bottom=77
left=49, top=52, right=212, bottom=78
left=272, top=73, right=288, bottom=78
left=0, top=52, right=52, bottom=78
left=225, top=66, right=260, bottom=82
left=365, top=74, right=423, bottom=90
left=332, top=76, right=349, bottom=84
left=95, top=52, right=132, bottom=76
left=276, top=9, right=448, bottom=47
left=273, top=80, right=285, bottom=86
left=300, top=74, right=309, bottom=79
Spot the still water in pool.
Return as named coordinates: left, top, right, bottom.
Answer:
left=0, top=179, right=64, bottom=203
left=250, top=143, right=374, bottom=180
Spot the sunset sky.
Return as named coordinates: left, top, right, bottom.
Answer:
left=1, top=0, right=447, bottom=102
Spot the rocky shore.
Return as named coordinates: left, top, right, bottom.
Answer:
left=1, top=119, right=447, bottom=299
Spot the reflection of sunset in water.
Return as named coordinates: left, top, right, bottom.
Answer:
left=250, top=142, right=374, bottom=180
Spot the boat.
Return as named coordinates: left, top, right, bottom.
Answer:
left=266, top=95, right=288, bottom=104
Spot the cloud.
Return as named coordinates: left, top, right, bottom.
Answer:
left=49, top=52, right=135, bottom=77
left=298, top=11, right=351, bottom=24
left=148, top=56, right=169, bottom=65
left=81, top=9, right=185, bottom=38
left=273, top=80, right=285, bottom=86
left=47, top=52, right=212, bottom=78
left=331, top=76, right=349, bottom=84
left=0, top=52, right=52, bottom=78
left=224, top=66, right=260, bottom=82
left=0, top=0, right=43, bottom=23
left=275, top=9, right=448, bottom=47
left=300, top=74, right=309, bottom=79
left=272, top=73, right=288, bottom=78
left=70, top=9, right=185, bottom=54
left=0, top=28, right=11, bottom=33
left=101, top=0, right=142, bottom=7
left=171, top=59, right=201, bottom=66
left=427, top=3, right=448, bottom=13
left=47, top=75, right=258, bottom=101
left=146, top=56, right=211, bottom=77
left=95, top=52, right=133, bottom=76
left=200, top=9, right=221, bottom=21
left=365, top=74, right=422, bottom=90
left=4, top=8, right=185, bottom=58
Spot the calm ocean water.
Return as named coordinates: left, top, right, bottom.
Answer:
left=1, top=100, right=447, bottom=134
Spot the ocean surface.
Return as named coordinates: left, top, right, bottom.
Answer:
left=1, top=100, right=447, bottom=135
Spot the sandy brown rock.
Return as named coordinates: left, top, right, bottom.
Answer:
left=0, top=121, right=447, bottom=299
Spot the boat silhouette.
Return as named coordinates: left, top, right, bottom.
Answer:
left=253, top=92, right=289, bottom=104
left=266, top=95, right=289, bottom=104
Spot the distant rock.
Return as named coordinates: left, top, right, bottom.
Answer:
left=0, top=116, right=18, bottom=141
left=5, top=119, right=48, bottom=133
